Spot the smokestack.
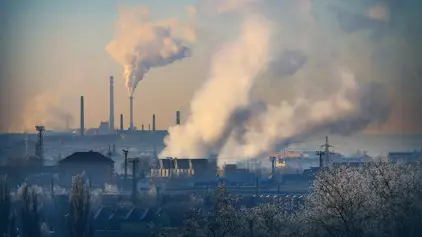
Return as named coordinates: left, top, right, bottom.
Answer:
left=120, top=114, right=124, bottom=131
left=129, top=96, right=134, bottom=131
left=142, top=124, right=144, bottom=131
left=152, top=114, right=156, bottom=131
left=109, top=76, right=115, bottom=131
left=80, top=96, right=84, bottom=137
left=176, top=111, right=180, bottom=125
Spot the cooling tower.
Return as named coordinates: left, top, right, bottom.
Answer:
left=129, top=96, right=134, bottom=131
left=80, top=96, right=84, bottom=136
left=152, top=114, right=156, bottom=131
left=120, top=114, right=124, bottom=130
left=176, top=111, right=180, bottom=125
left=109, top=76, right=115, bottom=131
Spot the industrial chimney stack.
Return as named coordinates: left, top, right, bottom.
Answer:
left=129, top=96, right=134, bottom=131
left=109, top=76, right=115, bottom=131
left=176, top=111, right=180, bottom=125
left=152, top=114, right=156, bottom=131
left=80, top=96, right=84, bottom=137
left=120, top=114, right=124, bottom=131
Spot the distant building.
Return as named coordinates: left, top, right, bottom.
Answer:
left=388, top=151, right=422, bottom=163
left=58, top=151, right=115, bottom=187
left=150, top=158, right=216, bottom=180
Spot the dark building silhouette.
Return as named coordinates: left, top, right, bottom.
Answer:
left=58, top=151, right=115, bottom=187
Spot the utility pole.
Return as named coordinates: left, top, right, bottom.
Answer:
left=129, top=157, right=140, bottom=202
left=122, top=149, right=129, bottom=183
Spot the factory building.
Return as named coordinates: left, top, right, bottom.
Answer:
left=58, top=151, right=115, bottom=187
left=150, top=158, right=214, bottom=178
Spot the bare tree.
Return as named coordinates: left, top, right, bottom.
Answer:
left=363, top=161, right=422, bottom=237
left=302, top=161, right=422, bottom=237
left=20, top=184, right=41, bottom=237
left=68, top=174, right=93, bottom=237
left=7, top=212, right=17, bottom=237
left=206, top=184, right=241, bottom=237
left=181, top=208, right=207, bottom=237
left=0, top=176, right=10, bottom=237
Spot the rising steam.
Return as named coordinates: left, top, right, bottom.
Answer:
left=218, top=67, right=362, bottom=159
left=161, top=14, right=272, bottom=158
left=106, top=6, right=196, bottom=96
left=161, top=0, right=400, bottom=161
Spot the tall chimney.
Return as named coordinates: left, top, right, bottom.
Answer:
left=152, top=114, right=156, bottom=131
left=176, top=111, right=180, bottom=125
left=120, top=114, right=124, bottom=131
left=109, top=76, right=115, bottom=131
left=80, top=96, right=84, bottom=137
left=129, top=96, right=134, bottom=131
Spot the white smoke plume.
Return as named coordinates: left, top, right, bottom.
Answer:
left=106, top=6, right=196, bottom=96
left=160, top=0, right=398, bottom=162
left=160, top=14, right=273, bottom=158
left=218, top=67, right=361, bottom=159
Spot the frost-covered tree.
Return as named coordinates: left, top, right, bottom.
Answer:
left=20, top=183, right=42, bottom=237
left=7, top=212, right=17, bottom=237
left=303, top=161, right=422, bottom=237
left=363, top=161, right=422, bottom=237
left=181, top=208, right=207, bottom=237
left=0, top=176, right=10, bottom=237
left=68, top=174, right=93, bottom=237
left=206, top=183, right=241, bottom=237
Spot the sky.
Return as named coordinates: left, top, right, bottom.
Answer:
left=1, top=0, right=421, bottom=135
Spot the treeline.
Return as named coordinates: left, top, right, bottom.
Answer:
left=169, top=161, right=422, bottom=237
left=2, top=160, right=422, bottom=237
left=0, top=174, right=92, bottom=237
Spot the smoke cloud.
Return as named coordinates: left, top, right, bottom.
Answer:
left=161, top=0, right=422, bottom=161
left=106, top=6, right=196, bottom=96
left=10, top=92, right=74, bottom=132
left=218, top=67, right=389, bottom=159
left=160, top=14, right=273, bottom=158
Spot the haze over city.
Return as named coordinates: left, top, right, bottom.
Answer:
left=1, top=0, right=421, bottom=136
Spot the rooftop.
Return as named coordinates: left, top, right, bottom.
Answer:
left=58, top=151, right=114, bottom=164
